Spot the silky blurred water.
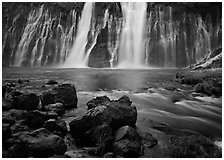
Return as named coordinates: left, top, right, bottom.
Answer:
left=3, top=67, right=222, bottom=142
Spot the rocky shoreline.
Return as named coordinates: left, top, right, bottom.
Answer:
left=2, top=68, right=222, bottom=158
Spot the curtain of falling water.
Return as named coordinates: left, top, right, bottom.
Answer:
left=4, top=3, right=222, bottom=68
left=63, top=2, right=94, bottom=68
left=117, top=2, right=147, bottom=68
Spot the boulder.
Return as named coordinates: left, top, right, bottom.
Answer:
left=41, top=83, right=78, bottom=108
left=43, top=103, right=65, bottom=117
left=91, top=124, right=113, bottom=155
left=113, top=126, right=142, bottom=157
left=3, top=123, right=12, bottom=141
left=11, top=123, right=29, bottom=134
left=2, top=109, right=28, bottom=125
left=142, top=133, right=158, bottom=148
left=43, top=119, right=67, bottom=135
left=46, top=80, right=58, bottom=85
left=69, top=105, right=112, bottom=138
left=87, top=96, right=111, bottom=109
left=25, top=110, right=47, bottom=128
left=6, top=128, right=67, bottom=158
left=13, top=93, right=39, bottom=111
left=2, top=98, right=13, bottom=111
left=106, top=101, right=137, bottom=129
left=115, top=95, right=132, bottom=106
left=103, top=152, right=116, bottom=158
left=86, top=96, right=137, bottom=129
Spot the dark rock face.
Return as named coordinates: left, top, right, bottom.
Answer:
left=103, top=152, right=116, bottom=158
left=43, top=103, right=65, bottom=117
left=46, top=80, right=58, bottom=85
left=2, top=98, right=13, bottom=111
left=69, top=105, right=112, bottom=139
left=13, top=93, right=39, bottom=111
left=142, top=133, right=158, bottom=148
left=115, top=95, right=132, bottom=106
left=3, top=109, right=28, bottom=125
left=69, top=96, right=139, bottom=157
left=106, top=102, right=137, bottom=129
left=113, top=126, right=142, bottom=157
left=43, top=119, right=67, bottom=135
left=25, top=110, right=47, bottom=128
left=89, top=124, right=113, bottom=155
left=6, top=128, right=67, bottom=158
left=85, top=95, right=137, bottom=129
left=87, top=96, right=111, bottom=110
left=2, top=123, right=12, bottom=142
left=41, top=83, right=78, bottom=108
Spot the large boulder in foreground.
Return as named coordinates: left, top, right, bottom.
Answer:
left=41, top=83, right=78, bottom=108
left=69, top=105, right=112, bottom=139
left=87, top=95, right=137, bottom=129
left=69, top=95, right=138, bottom=156
left=69, top=96, right=137, bottom=136
left=87, top=96, right=111, bottom=110
left=113, top=126, right=142, bottom=157
left=6, top=128, right=67, bottom=158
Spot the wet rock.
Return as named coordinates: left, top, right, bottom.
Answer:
left=115, top=95, right=132, bottom=106
left=43, top=103, right=65, bottom=117
left=46, top=80, right=58, bottom=85
left=113, top=126, right=142, bottom=157
left=17, top=79, right=23, bottom=84
left=106, top=101, right=137, bottom=129
left=25, top=110, right=47, bottom=128
left=6, top=128, right=67, bottom=158
left=2, top=98, right=13, bottom=111
left=11, top=123, right=29, bottom=134
left=2, top=109, right=28, bottom=125
left=69, top=105, right=112, bottom=138
left=51, top=154, right=70, bottom=158
left=13, top=92, right=39, bottom=111
left=87, top=96, right=111, bottom=109
left=142, top=133, right=158, bottom=148
left=46, top=111, right=60, bottom=119
left=86, top=124, right=113, bottom=155
left=103, top=152, right=116, bottom=158
left=65, top=150, right=89, bottom=158
left=86, top=96, right=137, bottom=129
left=6, top=143, right=29, bottom=158
left=41, top=83, right=78, bottom=108
left=43, top=119, right=67, bottom=135
left=4, top=89, right=23, bottom=100
left=3, top=123, right=12, bottom=142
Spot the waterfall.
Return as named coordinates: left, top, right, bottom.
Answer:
left=117, top=2, right=147, bottom=68
left=13, top=5, right=44, bottom=67
left=63, top=2, right=94, bottom=68
left=3, top=2, right=222, bottom=68
left=107, top=15, right=122, bottom=68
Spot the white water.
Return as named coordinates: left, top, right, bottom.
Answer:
left=63, top=2, right=94, bottom=68
left=7, top=3, right=221, bottom=68
left=117, top=2, right=147, bottom=68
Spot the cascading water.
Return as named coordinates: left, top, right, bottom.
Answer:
left=63, top=2, right=94, bottom=68
left=13, top=5, right=44, bottom=67
left=3, top=2, right=222, bottom=68
left=117, top=2, right=147, bottom=68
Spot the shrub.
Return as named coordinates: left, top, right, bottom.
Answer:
left=168, top=134, right=222, bottom=158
